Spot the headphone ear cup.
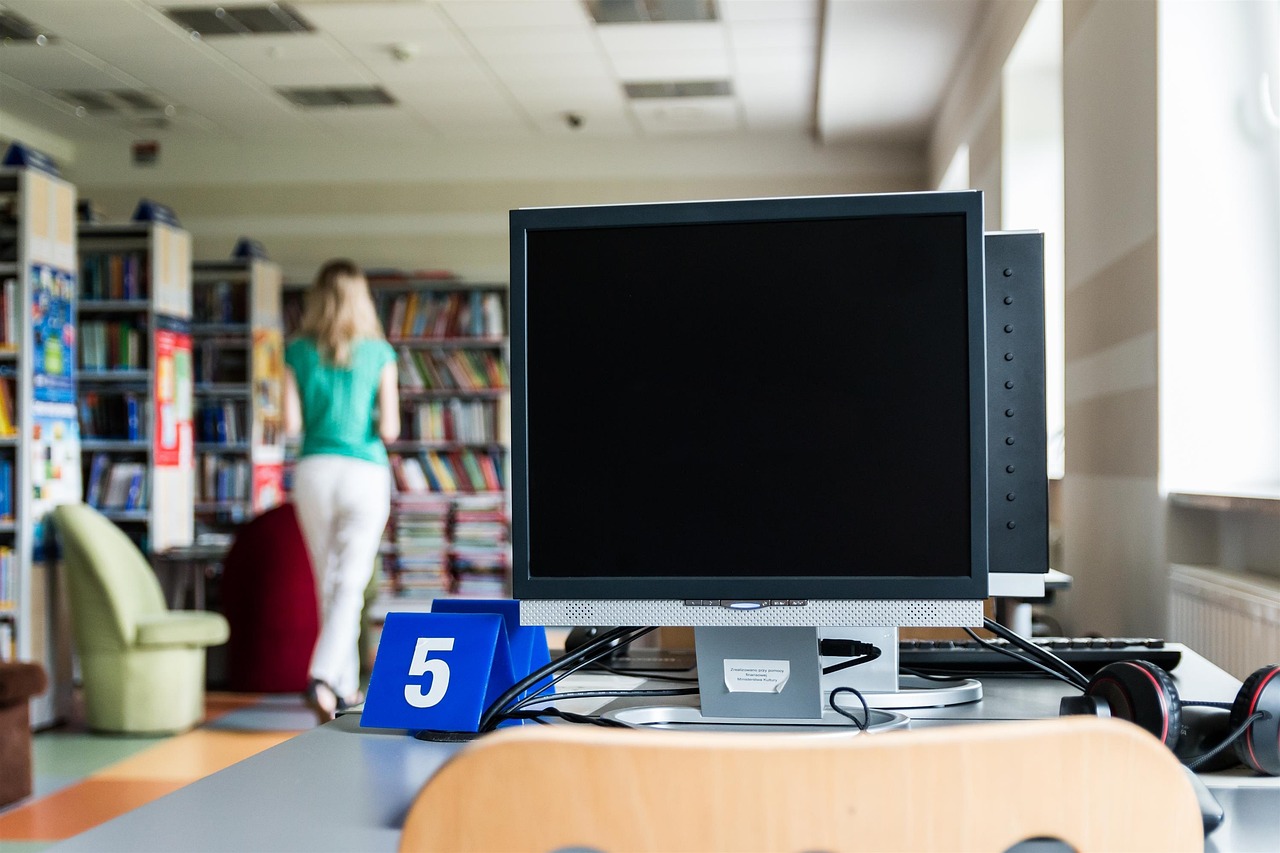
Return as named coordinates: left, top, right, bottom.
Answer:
left=1229, top=664, right=1280, bottom=776
left=1084, top=660, right=1182, bottom=750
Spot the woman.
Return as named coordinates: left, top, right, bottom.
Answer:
left=284, top=258, right=399, bottom=723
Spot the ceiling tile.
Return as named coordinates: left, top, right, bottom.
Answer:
left=464, top=26, right=599, bottom=59
left=330, top=28, right=472, bottom=64
left=3, top=0, right=173, bottom=41
left=381, top=56, right=500, bottom=91
left=718, top=0, right=820, bottom=23
left=205, top=33, right=354, bottom=64
left=0, top=43, right=134, bottom=90
left=294, top=1, right=450, bottom=33
left=727, top=18, right=817, bottom=52
left=529, top=105, right=633, bottom=135
left=437, top=0, right=590, bottom=29
left=595, top=21, right=725, bottom=54
left=311, top=106, right=437, bottom=136
left=631, top=96, right=741, bottom=135
left=608, top=50, right=731, bottom=80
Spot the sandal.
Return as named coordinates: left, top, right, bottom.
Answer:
left=304, top=678, right=339, bottom=725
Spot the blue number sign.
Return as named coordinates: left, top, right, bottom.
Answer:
left=360, top=601, right=551, bottom=733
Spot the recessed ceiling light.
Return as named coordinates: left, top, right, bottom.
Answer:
left=57, top=90, right=167, bottom=114
left=585, top=0, right=717, bottom=25
left=625, top=80, right=732, bottom=99
left=166, top=4, right=313, bottom=37
left=278, top=86, right=396, bottom=108
left=0, top=8, right=50, bottom=42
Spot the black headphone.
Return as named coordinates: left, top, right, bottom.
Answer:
left=1060, top=661, right=1280, bottom=775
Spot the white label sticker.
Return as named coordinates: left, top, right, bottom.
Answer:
left=723, top=659, right=791, bottom=693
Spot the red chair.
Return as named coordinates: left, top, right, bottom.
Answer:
left=0, top=660, right=47, bottom=807
left=219, top=504, right=318, bottom=693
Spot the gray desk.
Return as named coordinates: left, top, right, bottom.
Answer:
left=51, top=646, right=1280, bottom=852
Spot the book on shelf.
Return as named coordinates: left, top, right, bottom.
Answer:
left=197, top=399, right=248, bottom=444
left=390, top=454, right=430, bottom=493
left=193, top=279, right=248, bottom=324
left=195, top=342, right=249, bottom=384
left=96, top=460, right=147, bottom=510
left=79, top=391, right=146, bottom=440
left=0, top=459, right=12, bottom=519
left=0, top=612, right=15, bottom=661
left=396, top=349, right=506, bottom=392
left=80, top=320, right=147, bottom=371
left=0, top=375, right=15, bottom=436
left=0, top=278, right=17, bottom=350
left=80, top=251, right=149, bottom=301
left=410, top=398, right=500, bottom=443
left=383, top=289, right=505, bottom=340
left=85, top=455, right=149, bottom=510
left=198, top=454, right=251, bottom=502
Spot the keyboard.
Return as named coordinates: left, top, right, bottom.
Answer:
left=899, top=636, right=1182, bottom=675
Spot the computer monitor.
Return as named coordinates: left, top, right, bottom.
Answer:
left=510, top=191, right=990, bottom=725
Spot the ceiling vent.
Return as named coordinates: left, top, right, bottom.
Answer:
left=166, top=4, right=313, bottom=37
left=586, top=0, right=717, bottom=25
left=278, top=86, right=396, bottom=108
left=0, top=8, right=49, bottom=42
left=56, top=90, right=166, bottom=115
left=625, top=80, right=732, bottom=99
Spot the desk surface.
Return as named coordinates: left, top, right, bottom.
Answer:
left=51, top=646, right=1280, bottom=852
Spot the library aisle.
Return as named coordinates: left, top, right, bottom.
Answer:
left=0, top=693, right=314, bottom=850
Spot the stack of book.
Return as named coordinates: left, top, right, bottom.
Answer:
left=387, top=494, right=451, bottom=599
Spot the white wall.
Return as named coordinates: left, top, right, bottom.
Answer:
left=64, top=134, right=927, bottom=282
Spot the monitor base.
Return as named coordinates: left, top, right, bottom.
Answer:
left=606, top=705, right=911, bottom=734
left=843, top=676, right=983, bottom=709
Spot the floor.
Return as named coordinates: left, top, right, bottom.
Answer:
left=0, top=692, right=317, bottom=852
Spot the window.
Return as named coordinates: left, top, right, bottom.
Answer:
left=1158, top=0, right=1280, bottom=498
left=1002, top=0, right=1065, bottom=479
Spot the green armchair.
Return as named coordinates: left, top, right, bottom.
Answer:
left=51, top=503, right=229, bottom=734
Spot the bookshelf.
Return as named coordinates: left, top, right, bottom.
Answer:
left=77, top=217, right=194, bottom=554
left=192, top=256, right=285, bottom=533
left=0, top=148, right=82, bottom=727
left=372, top=275, right=511, bottom=605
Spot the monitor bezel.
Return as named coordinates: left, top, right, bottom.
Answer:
left=508, top=191, right=989, bottom=601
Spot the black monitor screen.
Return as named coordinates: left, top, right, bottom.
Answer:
left=510, top=192, right=987, bottom=602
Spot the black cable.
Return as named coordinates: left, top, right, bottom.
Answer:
left=505, top=686, right=700, bottom=716
left=822, top=644, right=882, bottom=676
left=593, top=663, right=700, bottom=683
left=497, top=707, right=635, bottom=728
left=1185, top=711, right=1268, bottom=771
left=979, top=618, right=1090, bottom=689
left=476, top=626, right=647, bottom=733
left=517, top=627, right=657, bottom=707
left=963, top=627, right=1085, bottom=689
left=900, top=665, right=1050, bottom=681
left=829, top=686, right=870, bottom=731
left=899, top=666, right=972, bottom=682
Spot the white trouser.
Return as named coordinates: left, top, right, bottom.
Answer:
left=291, top=454, right=391, bottom=700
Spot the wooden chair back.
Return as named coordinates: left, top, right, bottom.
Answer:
left=399, top=715, right=1202, bottom=852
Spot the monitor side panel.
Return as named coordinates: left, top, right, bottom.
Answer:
left=985, top=231, right=1049, bottom=595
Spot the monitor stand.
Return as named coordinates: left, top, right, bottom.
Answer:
left=606, top=626, right=978, bottom=733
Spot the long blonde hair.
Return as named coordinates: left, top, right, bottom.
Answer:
left=298, top=258, right=385, bottom=365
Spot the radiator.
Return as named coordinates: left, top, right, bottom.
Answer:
left=1169, top=564, right=1280, bottom=680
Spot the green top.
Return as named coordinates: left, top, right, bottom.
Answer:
left=285, top=337, right=396, bottom=465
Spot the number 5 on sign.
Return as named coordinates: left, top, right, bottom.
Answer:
left=361, top=612, right=516, bottom=733
left=405, top=637, right=454, bottom=708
